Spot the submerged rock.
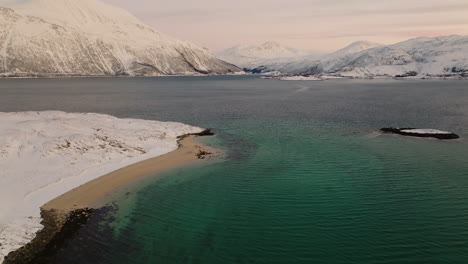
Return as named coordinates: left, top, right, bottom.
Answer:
left=380, top=128, right=460, bottom=140
left=4, top=208, right=95, bottom=264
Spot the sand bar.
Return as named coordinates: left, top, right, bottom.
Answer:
left=43, top=135, right=214, bottom=212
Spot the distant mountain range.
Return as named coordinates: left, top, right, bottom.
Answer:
left=1, top=0, right=467, bottom=79
left=277, top=36, right=468, bottom=78
left=323, top=41, right=384, bottom=60
left=275, top=41, right=385, bottom=75
left=216, top=41, right=316, bottom=70
left=220, top=37, right=468, bottom=79
left=0, top=0, right=240, bottom=77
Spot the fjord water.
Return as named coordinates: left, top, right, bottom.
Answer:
left=1, top=76, right=468, bottom=263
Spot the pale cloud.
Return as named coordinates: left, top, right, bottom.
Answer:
left=102, top=0, right=468, bottom=52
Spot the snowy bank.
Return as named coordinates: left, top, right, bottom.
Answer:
left=264, top=74, right=345, bottom=81
left=279, top=76, right=322, bottom=81
left=0, top=111, right=203, bottom=262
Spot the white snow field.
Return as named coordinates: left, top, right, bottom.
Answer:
left=0, top=111, right=203, bottom=262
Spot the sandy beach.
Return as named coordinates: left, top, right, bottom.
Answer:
left=43, top=135, right=215, bottom=211
left=4, top=134, right=217, bottom=264
left=0, top=111, right=213, bottom=263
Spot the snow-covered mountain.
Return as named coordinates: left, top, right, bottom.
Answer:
left=330, top=36, right=468, bottom=78
left=0, top=0, right=240, bottom=77
left=273, top=36, right=468, bottom=78
left=264, top=40, right=384, bottom=74
left=245, top=40, right=383, bottom=74
left=324, top=41, right=384, bottom=59
left=216, top=41, right=311, bottom=69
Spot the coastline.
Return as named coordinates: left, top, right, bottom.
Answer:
left=43, top=134, right=216, bottom=211
left=3, top=133, right=218, bottom=264
left=0, top=73, right=246, bottom=80
left=1, top=74, right=468, bottom=81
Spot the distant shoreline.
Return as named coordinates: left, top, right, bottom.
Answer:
left=1, top=74, right=468, bottom=81
left=0, top=73, right=247, bottom=80
left=3, top=134, right=219, bottom=264
left=262, top=74, right=468, bottom=81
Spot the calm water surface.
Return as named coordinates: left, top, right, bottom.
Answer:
left=1, top=76, right=468, bottom=264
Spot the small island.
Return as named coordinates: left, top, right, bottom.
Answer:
left=380, top=128, right=460, bottom=140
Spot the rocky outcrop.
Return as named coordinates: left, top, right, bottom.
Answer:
left=4, top=208, right=95, bottom=264
left=380, top=128, right=460, bottom=140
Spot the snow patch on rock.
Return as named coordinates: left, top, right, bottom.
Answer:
left=400, top=129, right=452, bottom=135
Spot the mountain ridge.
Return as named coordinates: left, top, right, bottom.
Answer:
left=0, top=0, right=241, bottom=77
left=216, top=41, right=313, bottom=69
left=249, top=36, right=468, bottom=78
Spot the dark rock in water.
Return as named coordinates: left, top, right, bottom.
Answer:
left=196, top=149, right=212, bottom=159
left=192, top=129, right=215, bottom=137
left=380, top=127, right=460, bottom=140
left=4, top=208, right=95, bottom=264
left=177, top=129, right=215, bottom=140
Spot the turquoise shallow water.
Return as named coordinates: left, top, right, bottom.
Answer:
left=1, top=76, right=468, bottom=263
left=106, top=120, right=468, bottom=264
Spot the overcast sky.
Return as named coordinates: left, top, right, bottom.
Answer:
left=104, top=0, right=468, bottom=52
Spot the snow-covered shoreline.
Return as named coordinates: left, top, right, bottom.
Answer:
left=0, top=111, right=204, bottom=263
left=262, top=73, right=468, bottom=81
left=278, top=76, right=322, bottom=81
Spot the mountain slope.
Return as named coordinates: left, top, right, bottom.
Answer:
left=216, top=41, right=309, bottom=69
left=274, top=40, right=384, bottom=74
left=276, top=36, right=468, bottom=78
left=0, top=0, right=240, bottom=77
left=324, top=41, right=384, bottom=59
left=334, top=36, right=468, bottom=77
left=246, top=40, right=383, bottom=74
